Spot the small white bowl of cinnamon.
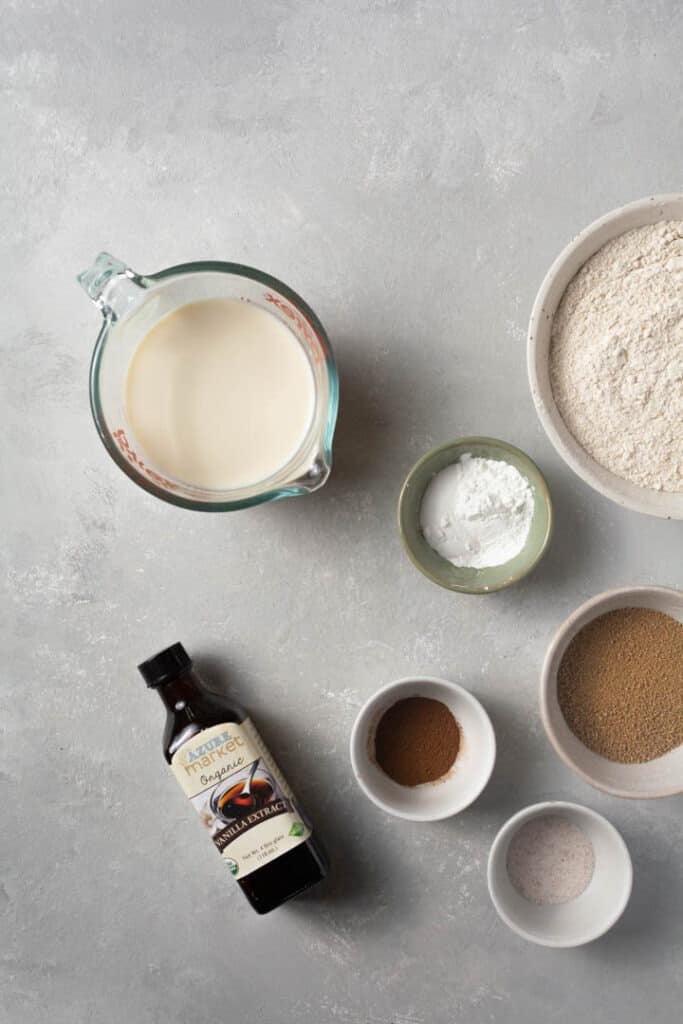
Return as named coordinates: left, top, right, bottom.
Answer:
left=349, top=676, right=496, bottom=821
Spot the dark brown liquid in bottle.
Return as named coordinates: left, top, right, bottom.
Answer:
left=157, top=664, right=327, bottom=914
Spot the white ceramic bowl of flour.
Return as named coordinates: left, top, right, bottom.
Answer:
left=488, top=801, right=633, bottom=947
left=528, top=194, right=683, bottom=519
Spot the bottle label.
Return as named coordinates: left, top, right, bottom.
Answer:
left=170, top=720, right=311, bottom=880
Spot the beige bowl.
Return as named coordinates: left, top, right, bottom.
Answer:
left=527, top=194, right=683, bottom=519
left=541, top=586, right=683, bottom=798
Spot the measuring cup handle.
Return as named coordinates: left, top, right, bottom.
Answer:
left=77, top=252, right=147, bottom=321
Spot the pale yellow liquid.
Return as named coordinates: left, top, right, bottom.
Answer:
left=125, top=299, right=315, bottom=490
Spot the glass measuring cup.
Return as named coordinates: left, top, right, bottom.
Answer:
left=78, top=253, right=338, bottom=511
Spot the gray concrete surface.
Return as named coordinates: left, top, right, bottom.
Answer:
left=2, top=2, right=682, bottom=1022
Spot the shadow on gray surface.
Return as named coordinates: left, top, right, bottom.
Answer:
left=501, top=458, right=599, bottom=601
left=583, top=820, right=683, bottom=963
left=264, top=335, right=430, bottom=519
left=324, top=340, right=417, bottom=490
left=459, top=691, right=547, bottom=828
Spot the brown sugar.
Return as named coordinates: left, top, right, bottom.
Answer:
left=557, top=607, right=683, bottom=764
left=373, top=696, right=460, bottom=786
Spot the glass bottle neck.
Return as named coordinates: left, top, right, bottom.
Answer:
left=156, top=670, right=202, bottom=711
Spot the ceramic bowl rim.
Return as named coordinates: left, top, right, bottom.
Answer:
left=527, top=192, right=683, bottom=519
left=487, top=799, right=633, bottom=948
left=349, top=675, right=497, bottom=821
left=540, top=585, right=683, bottom=799
left=397, top=436, right=553, bottom=594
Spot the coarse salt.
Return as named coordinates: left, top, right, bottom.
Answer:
left=506, top=814, right=595, bottom=906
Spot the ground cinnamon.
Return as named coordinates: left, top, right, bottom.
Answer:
left=374, top=696, right=460, bottom=786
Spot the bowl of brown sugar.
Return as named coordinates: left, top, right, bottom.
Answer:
left=349, top=676, right=496, bottom=820
left=541, top=586, right=683, bottom=798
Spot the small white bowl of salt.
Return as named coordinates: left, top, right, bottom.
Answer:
left=487, top=801, right=632, bottom=947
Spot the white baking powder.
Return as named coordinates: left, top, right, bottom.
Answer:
left=550, top=221, right=683, bottom=492
left=419, top=454, right=534, bottom=569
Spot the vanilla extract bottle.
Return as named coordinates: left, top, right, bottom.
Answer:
left=138, top=643, right=327, bottom=913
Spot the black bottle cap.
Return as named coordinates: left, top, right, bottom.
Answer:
left=138, top=643, right=192, bottom=688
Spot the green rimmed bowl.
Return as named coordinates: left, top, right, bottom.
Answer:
left=397, top=437, right=553, bottom=594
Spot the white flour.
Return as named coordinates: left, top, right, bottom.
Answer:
left=550, top=221, right=683, bottom=492
left=420, top=454, right=534, bottom=569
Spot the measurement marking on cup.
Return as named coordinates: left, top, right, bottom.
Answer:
left=112, top=429, right=179, bottom=491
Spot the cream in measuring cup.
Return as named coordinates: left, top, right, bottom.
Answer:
left=126, top=298, right=315, bottom=490
left=78, top=253, right=338, bottom=511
